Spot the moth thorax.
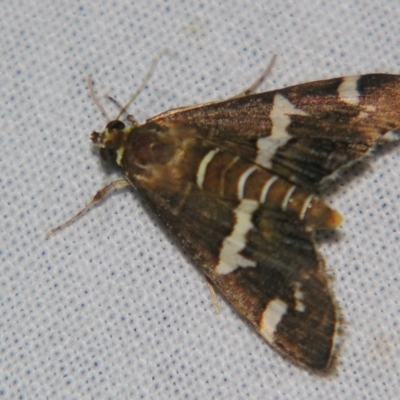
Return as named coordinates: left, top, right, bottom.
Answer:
left=125, top=126, right=178, bottom=168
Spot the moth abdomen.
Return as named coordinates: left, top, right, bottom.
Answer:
left=196, top=146, right=342, bottom=229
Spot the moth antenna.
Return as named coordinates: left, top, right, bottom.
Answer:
left=237, top=54, right=278, bottom=97
left=116, top=50, right=176, bottom=120
left=88, top=76, right=111, bottom=121
left=105, top=95, right=127, bottom=116
left=105, top=96, right=139, bottom=126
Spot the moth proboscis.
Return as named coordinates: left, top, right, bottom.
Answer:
left=50, top=54, right=400, bottom=371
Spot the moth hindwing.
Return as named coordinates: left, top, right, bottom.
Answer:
left=76, top=71, right=400, bottom=371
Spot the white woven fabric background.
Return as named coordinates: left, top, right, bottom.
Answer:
left=1, top=0, right=400, bottom=398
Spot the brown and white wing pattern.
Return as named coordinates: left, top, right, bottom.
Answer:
left=151, top=74, right=400, bottom=190
left=133, top=182, right=338, bottom=370
left=91, top=73, right=400, bottom=371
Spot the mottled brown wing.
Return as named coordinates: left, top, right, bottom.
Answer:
left=132, top=180, right=336, bottom=370
left=102, top=72, right=400, bottom=370
left=150, top=74, right=400, bottom=190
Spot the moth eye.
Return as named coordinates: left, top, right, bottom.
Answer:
left=100, top=147, right=116, bottom=162
left=106, top=120, right=125, bottom=131
left=105, top=148, right=116, bottom=160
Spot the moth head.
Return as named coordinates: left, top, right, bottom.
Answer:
left=91, top=119, right=130, bottom=166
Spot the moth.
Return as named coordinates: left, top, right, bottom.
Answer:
left=52, top=56, right=400, bottom=371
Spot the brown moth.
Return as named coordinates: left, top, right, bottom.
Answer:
left=52, top=57, right=400, bottom=370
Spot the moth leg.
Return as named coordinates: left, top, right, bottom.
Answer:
left=233, top=54, right=277, bottom=98
left=48, top=179, right=130, bottom=236
left=206, top=278, right=221, bottom=315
